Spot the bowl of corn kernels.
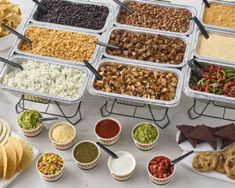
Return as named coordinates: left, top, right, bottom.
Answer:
left=36, top=152, right=64, bottom=182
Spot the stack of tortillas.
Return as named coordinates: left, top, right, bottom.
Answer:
left=0, top=136, right=34, bottom=180
left=0, top=119, right=11, bottom=145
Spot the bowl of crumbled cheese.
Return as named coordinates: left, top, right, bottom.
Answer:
left=49, top=122, right=76, bottom=150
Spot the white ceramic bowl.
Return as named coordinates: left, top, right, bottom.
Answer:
left=132, top=122, right=159, bottom=151
left=147, top=155, right=176, bottom=185
left=107, top=151, right=136, bottom=181
left=72, top=140, right=100, bottom=170
left=36, top=152, right=64, bottom=182
left=94, top=118, right=121, bottom=146
left=49, top=122, right=76, bottom=150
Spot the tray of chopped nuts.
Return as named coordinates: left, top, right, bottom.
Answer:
left=87, top=59, right=183, bottom=107
left=13, top=23, right=102, bottom=67
left=102, top=26, right=191, bottom=68
left=113, top=0, right=197, bottom=36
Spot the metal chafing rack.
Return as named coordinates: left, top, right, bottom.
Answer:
left=87, top=58, right=183, bottom=108
left=0, top=55, right=90, bottom=104
left=102, top=26, right=191, bottom=68
left=199, top=0, right=235, bottom=33
left=113, top=0, right=197, bottom=36
left=29, top=0, right=115, bottom=34
left=13, top=23, right=102, bottom=66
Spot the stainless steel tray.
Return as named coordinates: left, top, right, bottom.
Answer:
left=87, top=58, right=183, bottom=107
left=0, top=55, right=90, bottom=104
left=193, top=28, right=235, bottom=66
left=183, top=58, right=235, bottom=104
left=199, top=0, right=235, bottom=33
left=13, top=23, right=102, bottom=66
left=113, top=0, right=197, bottom=36
left=29, top=0, right=114, bottom=34
left=102, top=26, right=191, bottom=68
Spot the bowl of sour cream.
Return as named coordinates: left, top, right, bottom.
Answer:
left=107, top=151, right=136, bottom=181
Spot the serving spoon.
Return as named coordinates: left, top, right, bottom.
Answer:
left=96, top=142, right=118, bottom=159
left=0, top=57, right=23, bottom=71
left=38, top=117, right=59, bottom=123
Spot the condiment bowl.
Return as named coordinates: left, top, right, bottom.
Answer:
left=49, top=122, right=76, bottom=150
left=107, top=151, right=136, bottom=181
left=132, top=122, right=159, bottom=151
left=18, top=110, right=44, bottom=137
left=94, top=118, right=121, bottom=146
left=147, top=155, right=176, bottom=185
left=72, top=140, right=100, bottom=170
left=36, top=152, right=65, bottom=182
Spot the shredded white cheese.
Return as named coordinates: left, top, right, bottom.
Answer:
left=51, top=124, right=75, bottom=144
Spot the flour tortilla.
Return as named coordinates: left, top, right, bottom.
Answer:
left=17, top=140, right=33, bottom=172
left=8, top=137, right=23, bottom=169
left=3, top=144, right=17, bottom=180
left=0, top=119, right=11, bottom=144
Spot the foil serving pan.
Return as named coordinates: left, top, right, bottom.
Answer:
left=13, top=23, right=102, bottom=66
left=102, top=26, right=191, bottom=69
left=113, top=0, right=197, bottom=36
left=87, top=58, right=183, bottom=108
left=29, top=0, right=115, bottom=34
left=0, top=55, right=90, bottom=104
left=183, top=58, right=235, bottom=104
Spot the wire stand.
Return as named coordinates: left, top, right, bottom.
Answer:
left=100, top=99, right=170, bottom=129
left=188, top=98, right=235, bottom=121
left=15, top=95, right=82, bottom=125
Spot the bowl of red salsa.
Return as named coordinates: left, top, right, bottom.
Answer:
left=147, top=155, right=175, bottom=185
left=94, top=118, right=121, bottom=146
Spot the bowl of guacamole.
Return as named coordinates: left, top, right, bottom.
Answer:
left=18, top=109, right=43, bottom=137
left=132, top=122, right=159, bottom=151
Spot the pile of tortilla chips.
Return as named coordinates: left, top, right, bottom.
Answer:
left=0, top=0, right=21, bottom=37
left=0, top=137, right=33, bottom=180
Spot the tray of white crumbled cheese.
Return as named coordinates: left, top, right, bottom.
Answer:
left=0, top=55, right=89, bottom=104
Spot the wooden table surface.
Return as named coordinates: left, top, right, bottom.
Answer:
left=0, top=0, right=235, bottom=187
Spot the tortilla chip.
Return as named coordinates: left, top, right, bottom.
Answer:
left=17, top=140, right=33, bottom=172
left=3, top=144, right=16, bottom=180
left=8, top=137, right=23, bottom=168
left=0, top=144, right=5, bottom=178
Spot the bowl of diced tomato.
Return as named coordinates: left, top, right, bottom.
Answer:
left=147, top=155, right=175, bottom=185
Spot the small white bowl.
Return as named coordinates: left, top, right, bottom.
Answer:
left=49, top=122, right=76, bottom=150
left=147, top=155, right=176, bottom=185
left=132, top=122, right=159, bottom=151
left=94, top=118, right=121, bottom=146
left=36, top=152, right=64, bottom=182
left=108, top=151, right=136, bottom=181
left=72, top=140, right=100, bottom=170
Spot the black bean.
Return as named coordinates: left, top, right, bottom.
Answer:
left=34, top=0, right=109, bottom=30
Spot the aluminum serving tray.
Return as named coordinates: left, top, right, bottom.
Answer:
left=87, top=58, right=183, bottom=107
left=183, top=58, right=235, bottom=104
left=29, top=0, right=114, bottom=34
left=0, top=55, right=90, bottom=104
left=199, top=0, right=235, bottom=33
left=13, top=24, right=102, bottom=66
left=113, top=0, right=197, bottom=36
left=193, top=28, right=235, bottom=66
left=102, top=26, right=191, bottom=68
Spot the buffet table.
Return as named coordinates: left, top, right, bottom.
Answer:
left=0, top=0, right=235, bottom=188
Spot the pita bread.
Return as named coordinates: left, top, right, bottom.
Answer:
left=8, top=137, right=23, bottom=169
left=3, top=144, right=16, bottom=180
left=17, top=140, right=33, bottom=172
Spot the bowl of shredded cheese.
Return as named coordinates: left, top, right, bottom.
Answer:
left=49, top=122, right=76, bottom=150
